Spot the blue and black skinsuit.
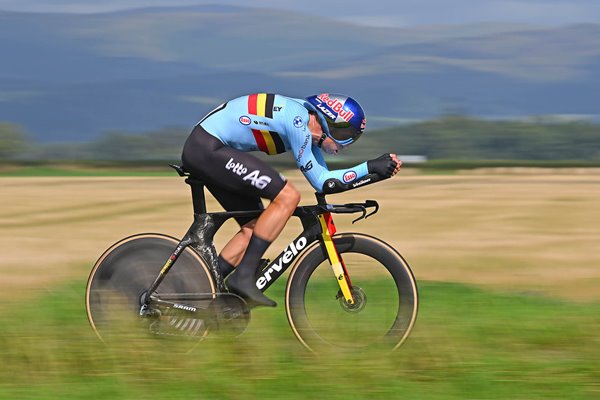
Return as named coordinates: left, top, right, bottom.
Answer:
left=182, top=93, right=370, bottom=225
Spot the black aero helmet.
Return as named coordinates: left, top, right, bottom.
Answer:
left=305, top=93, right=366, bottom=145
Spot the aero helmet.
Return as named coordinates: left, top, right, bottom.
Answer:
left=305, top=93, right=366, bottom=145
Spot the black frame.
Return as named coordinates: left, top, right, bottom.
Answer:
left=141, top=165, right=383, bottom=310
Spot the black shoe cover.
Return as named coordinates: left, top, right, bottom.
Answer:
left=226, top=271, right=277, bottom=308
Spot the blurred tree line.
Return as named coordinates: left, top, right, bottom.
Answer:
left=0, top=125, right=189, bottom=163
left=0, top=123, right=30, bottom=159
left=1, top=116, right=599, bottom=164
left=359, top=116, right=600, bottom=161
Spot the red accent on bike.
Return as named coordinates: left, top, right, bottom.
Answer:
left=323, top=212, right=337, bottom=235
left=324, top=212, right=352, bottom=287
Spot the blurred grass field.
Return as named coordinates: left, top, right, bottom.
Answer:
left=1, top=170, right=599, bottom=399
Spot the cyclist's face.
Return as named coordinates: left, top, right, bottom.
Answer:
left=322, top=137, right=346, bottom=155
left=308, top=113, right=346, bottom=155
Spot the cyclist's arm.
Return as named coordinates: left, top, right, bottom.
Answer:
left=306, top=146, right=370, bottom=192
left=288, top=126, right=369, bottom=193
left=285, top=100, right=393, bottom=193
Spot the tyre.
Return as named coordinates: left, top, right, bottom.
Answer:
left=285, top=233, right=418, bottom=352
left=85, top=233, right=215, bottom=345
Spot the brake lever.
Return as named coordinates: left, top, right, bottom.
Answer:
left=351, top=205, right=368, bottom=224
left=327, top=200, right=379, bottom=223
left=364, top=200, right=379, bottom=219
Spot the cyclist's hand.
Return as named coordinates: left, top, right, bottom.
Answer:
left=390, top=153, right=402, bottom=176
left=367, top=153, right=402, bottom=178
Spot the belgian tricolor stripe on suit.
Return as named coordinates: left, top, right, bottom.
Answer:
left=248, top=93, right=286, bottom=155
left=248, top=93, right=275, bottom=118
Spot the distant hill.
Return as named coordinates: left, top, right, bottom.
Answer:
left=1, top=6, right=599, bottom=142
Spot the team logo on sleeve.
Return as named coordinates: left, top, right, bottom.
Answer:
left=293, top=116, right=304, bottom=128
left=295, top=133, right=310, bottom=162
left=300, top=161, right=313, bottom=172
left=239, top=116, right=251, bottom=125
left=343, top=170, right=357, bottom=183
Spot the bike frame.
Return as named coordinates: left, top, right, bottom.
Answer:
left=142, top=173, right=379, bottom=308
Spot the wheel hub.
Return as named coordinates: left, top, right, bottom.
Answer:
left=338, top=286, right=367, bottom=313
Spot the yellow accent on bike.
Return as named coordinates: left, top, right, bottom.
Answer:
left=318, top=214, right=354, bottom=304
left=160, top=258, right=174, bottom=274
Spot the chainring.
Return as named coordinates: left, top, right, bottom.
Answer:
left=207, top=293, right=251, bottom=337
left=145, top=293, right=250, bottom=338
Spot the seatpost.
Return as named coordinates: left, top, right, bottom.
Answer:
left=185, top=177, right=207, bottom=214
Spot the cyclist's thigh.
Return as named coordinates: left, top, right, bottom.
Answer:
left=206, top=185, right=263, bottom=227
left=182, top=126, right=287, bottom=212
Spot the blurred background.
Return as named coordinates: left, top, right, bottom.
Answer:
left=1, top=0, right=600, bottom=164
left=1, top=1, right=599, bottom=399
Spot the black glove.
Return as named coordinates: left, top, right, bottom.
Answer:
left=367, top=154, right=396, bottom=178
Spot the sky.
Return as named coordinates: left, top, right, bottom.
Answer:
left=1, top=0, right=600, bottom=27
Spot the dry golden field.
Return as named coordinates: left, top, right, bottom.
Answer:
left=1, top=170, right=599, bottom=301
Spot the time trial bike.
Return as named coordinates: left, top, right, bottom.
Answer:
left=85, top=165, right=418, bottom=352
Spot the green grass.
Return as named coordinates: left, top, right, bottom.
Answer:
left=0, top=280, right=598, bottom=399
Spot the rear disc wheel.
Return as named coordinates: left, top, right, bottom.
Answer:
left=85, top=233, right=216, bottom=349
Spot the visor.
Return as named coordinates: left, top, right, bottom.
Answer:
left=329, top=125, right=362, bottom=145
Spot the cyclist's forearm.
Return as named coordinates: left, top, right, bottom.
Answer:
left=312, top=161, right=369, bottom=192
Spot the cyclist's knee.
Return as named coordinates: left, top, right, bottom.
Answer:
left=274, top=182, right=301, bottom=211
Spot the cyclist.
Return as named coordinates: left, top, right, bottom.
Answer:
left=182, top=93, right=401, bottom=307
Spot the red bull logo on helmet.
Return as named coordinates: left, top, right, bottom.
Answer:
left=316, top=93, right=355, bottom=123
